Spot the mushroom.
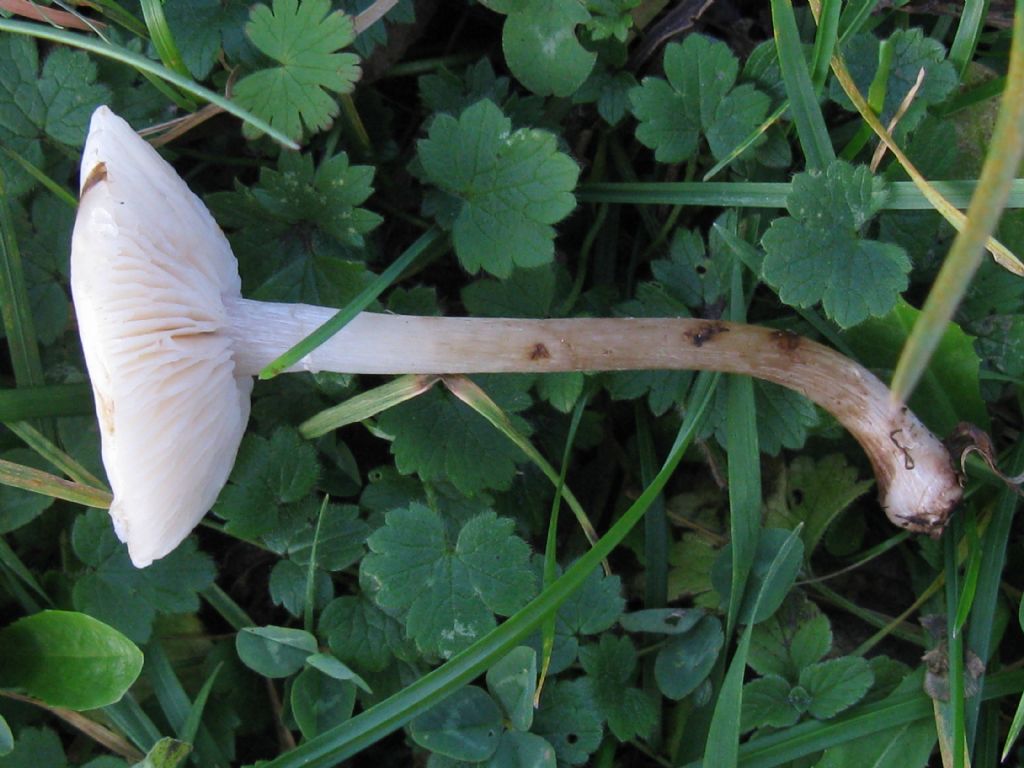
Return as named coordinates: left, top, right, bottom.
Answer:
left=71, top=106, right=962, bottom=568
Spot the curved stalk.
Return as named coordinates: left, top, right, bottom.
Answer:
left=226, top=298, right=962, bottom=535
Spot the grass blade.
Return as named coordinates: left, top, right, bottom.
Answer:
left=0, top=384, right=94, bottom=421
left=260, top=371, right=721, bottom=768
left=146, top=641, right=229, bottom=767
left=578, top=179, right=1024, bottom=209
left=536, top=392, right=589, bottom=703
left=299, top=375, right=440, bottom=438
left=442, top=375, right=601, bottom=552
left=5, top=421, right=106, bottom=489
left=138, top=0, right=190, bottom=78
left=966, top=442, right=1024, bottom=746
left=260, top=228, right=446, bottom=379
left=0, top=459, right=112, bottom=508
left=770, top=0, right=835, bottom=169
left=0, top=147, right=77, bottom=208
left=0, top=172, right=43, bottom=390
left=890, top=0, right=1024, bottom=402
left=949, top=0, right=993, bottom=78
left=102, top=696, right=163, bottom=753
left=179, top=663, right=223, bottom=746
left=703, top=527, right=804, bottom=768
left=0, top=537, right=50, bottom=606
left=304, top=497, right=329, bottom=634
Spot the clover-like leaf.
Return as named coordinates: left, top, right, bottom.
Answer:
left=0, top=37, right=110, bottom=196
left=71, top=510, right=215, bottom=644
left=234, top=0, right=361, bottom=140
left=533, top=679, right=604, bottom=766
left=800, top=656, right=874, bottom=719
left=579, top=635, right=657, bottom=741
left=761, top=160, right=910, bottom=327
left=377, top=376, right=533, bottom=495
left=418, top=100, right=579, bottom=277
left=361, top=504, right=536, bottom=658
left=831, top=28, right=957, bottom=138
left=630, top=34, right=769, bottom=163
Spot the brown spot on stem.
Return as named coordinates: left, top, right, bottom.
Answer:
left=529, top=343, right=550, bottom=361
left=771, top=329, right=801, bottom=352
left=889, top=429, right=915, bottom=470
left=81, top=162, right=107, bottom=197
left=685, top=322, right=729, bottom=348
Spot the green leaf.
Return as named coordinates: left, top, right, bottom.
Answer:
left=290, top=667, right=356, bottom=740
left=0, top=36, right=110, bottom=196
left=0, top=611, right=142, bottom=710
left=654, top=615, right=724, bottom=700
left=711, top=528, right=804, bottom=625
left=234, top=0, right=361, bottom=140
left=667, top=533, right=719, bottom=605
left=462, top=266, right=556, bottom=318
left=532, top=679, right=603, bottom=766
left=71, top=510, right=216, bottom=644
left=652, top=228, right=728, bottom=310
left=487, top=732, right=556, bottom=768
left=629, top=35, right=769, bottom=163
left=287, top=503, right=369, bottom=572
left=361, top=504, right=536, bottom=658
left=305, top=653, right=371, bottom=693
left=377, top=383, right=532, bottom=495
left=578, top=634, right=657, bottom=741
left=741, top=675, right=800, bottom=731
left=208, top=150, right=381, bottom=289
left=269, top=559, right=333, bottom=616
left=534, top=565, right=624, bottom=674
left=132, top=738, right=192, bottom=768
left=409, top=685, right=502, bottom=762
left=764, top=455, right=874, bottom=556
left=606, top=283, right=692, bottom=416
left=164, top=0, right=248, bottom=79
left=619, top=607, right=705, bottom=635
left=0, top=718, right=10, bottom=757
left=831, top=28, right=957, bottom=139
left=419, top=58, right=511, bottom=118
left=213, top=427, right=319, bottom=539
left=761, top=160, right=910, bottom=328
left=321, top=595, right=414, bottom=673
left=417, top=100, right=579, bottom=277
left=485, top=646, right=536, bottom=732
left=535, top=373, right=585, bottom=414
left=842, top=299, right=989, bottom=433
left=704, top=379, right=819, bottom=456
left=0, top=728, right=64, bottom=768
left=747, top=593, right=832, bottom=680
left=0, top=449, right=54, bottom=534
left=801, top=656, right=874, bottom=719
left=491, top=0, right=596, bottom=97
left=235, top=626, right=317, bottom=677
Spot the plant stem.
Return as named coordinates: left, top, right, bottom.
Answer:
left=226, top=299, right=962, bottom=535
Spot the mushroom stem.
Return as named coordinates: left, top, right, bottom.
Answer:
left=224, top=297, right=962, bottom=535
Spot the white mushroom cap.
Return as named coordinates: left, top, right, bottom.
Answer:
left=71, top=106, right=252, bottom=567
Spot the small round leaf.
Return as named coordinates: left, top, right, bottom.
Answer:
left=410, top=685, right=502, bottom=761
left=235, top=626, right=316, bottom=678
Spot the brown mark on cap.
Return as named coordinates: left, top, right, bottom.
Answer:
left=685, top=321, right=729, bottom=348
left=529, top=342, right=551, bottom=361
left=771, top=329, right=801, bottom=352
left=81, top=162, right=108, bottom=197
